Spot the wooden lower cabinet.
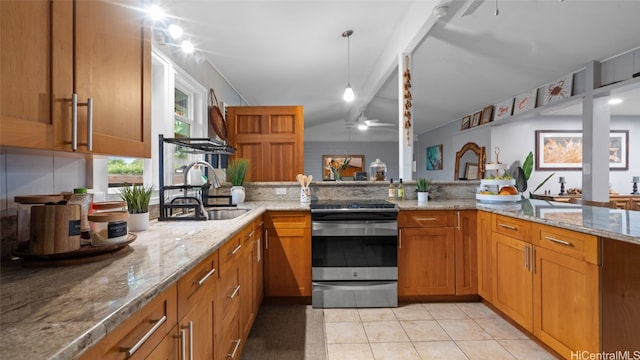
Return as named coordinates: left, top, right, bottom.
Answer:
left=455, top=210, right=477, bottom=295
left=147, top=325, right=180, bottom=360
left=264, top=211, right=311, bottom=297
left=492, top=232, right=533, bottom=331
left=399, top=227, right=456, bottom=295
left=477, top=210, right=492, bottom=301
left=533, top=246, right=599, bottom=358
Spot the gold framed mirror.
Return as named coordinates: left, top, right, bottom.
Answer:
left=454, top=142, right=486, bottom=180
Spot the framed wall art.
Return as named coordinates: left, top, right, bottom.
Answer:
left=534, top=130, right=628, bottom=170
left=426, top=144, right=443, bottom=170
left=543, top=74, right=573, bottom=105
left=460, top=115, right=471, bottom=130
left=470, top=111, right=482, bottom=127
left=480, top=105, right=494, bottom=124
left=465, top=163, right=479, bottom=180
left=494, top=98, right=514, bottom=121
left=513, top=89, right=537, bottom=115
left=322, top=155, right=365, bottom=179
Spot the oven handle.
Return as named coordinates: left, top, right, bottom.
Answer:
left=312, top=220, right=397, bottom=230
left=312, top=281, right=397, bottom=291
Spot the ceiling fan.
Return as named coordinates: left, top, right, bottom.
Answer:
left=343, top=111, right=394, bottom=130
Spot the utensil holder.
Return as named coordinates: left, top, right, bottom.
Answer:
left=300, top=187, right=311, bottom=203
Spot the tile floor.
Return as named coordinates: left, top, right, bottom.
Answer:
left=323, top=302, right=559, bottom=360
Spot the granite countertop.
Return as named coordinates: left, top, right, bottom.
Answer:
left=1, top=199, right=638, bottom=360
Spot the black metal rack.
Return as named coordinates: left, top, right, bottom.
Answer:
left=158, top=134, right=236, bottom=221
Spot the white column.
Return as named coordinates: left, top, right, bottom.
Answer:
left=398, top=53, right=413, bottom=181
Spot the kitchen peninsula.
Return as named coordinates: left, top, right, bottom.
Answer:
left=1, top=196, right=639, bottom=359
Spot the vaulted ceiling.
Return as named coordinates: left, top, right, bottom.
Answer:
left=165, top=0, right=640, bottom=142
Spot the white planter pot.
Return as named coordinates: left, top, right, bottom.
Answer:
left=231, top=186, right=246, bottom=205
left=417, top=192, right=429, bottom=203
left=128, top=212, right=149, bottom=232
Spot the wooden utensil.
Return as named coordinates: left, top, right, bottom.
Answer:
left=296, top=174, right=304, bottom=187
left=306, top=175, right=313, bottom=187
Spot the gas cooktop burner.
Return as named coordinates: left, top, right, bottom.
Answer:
left=310, top=199, right=397, bottom=210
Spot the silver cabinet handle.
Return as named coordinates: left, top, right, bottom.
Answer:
left=120, top=315, right=167, bottom=356
left=180, top=328, right=186, bottom=360
left=456, top=211, right=461, bottom=231
left=398, top=229, right=402, bottom=249
left=195, top=267, right=216, bottom=286
left=256, top=238, right=261, bottom=262
left=229, top=244, right=242, bottom=256
left=499, top=223, right=517, bottom=230
left=265, top=232, right=268, bottom=250
left=247, top=230, right=255, bottom=239
left=227, top=339, right=241, bottom=359
left=531, top=247, right=536, bottom=273
left=523, top=245, right=527, bottom=269
left=228, top=284, right=240, bottom=299
left=184, top=321, right=193, bottom=360
left=544, top=236, right=573, bottom=247
left=415, top=217, right=437, bottom=221
left=86, top=98, right=93, bottom=151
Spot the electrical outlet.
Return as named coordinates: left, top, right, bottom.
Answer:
left=275, top=188, right=287, bottom=195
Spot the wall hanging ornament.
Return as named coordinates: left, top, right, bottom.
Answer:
left=403, top=56, right=412, bottom=146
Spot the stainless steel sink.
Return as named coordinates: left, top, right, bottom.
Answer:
left=206, top=208, right=251, bottom=220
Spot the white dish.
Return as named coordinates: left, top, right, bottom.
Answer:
left=476, top=193, right=521, bottom=202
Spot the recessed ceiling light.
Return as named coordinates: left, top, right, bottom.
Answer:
left=608, top=98, right=623, bottom=105
left=168, top=24, right=183, bottom=39
left=181, top=40, right=195, bottom=54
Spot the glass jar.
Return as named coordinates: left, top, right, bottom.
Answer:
left=88, top=211, right=129, bottom=246
left=68, top=188, right=93, bottom=244
left=14, top=195, right=64, bottom=248
left=369, top=158, right=387, bottom=181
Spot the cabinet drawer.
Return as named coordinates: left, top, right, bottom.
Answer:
left=177, top=250, right=218, bottom=320
left=219, top=264, right=241, bottom=318
left=79, top=284, right=177, bottom=360
left=398, top=210, right=454, bottom=227
left=492, top=214, right=531, bottom=242
left=219, top=312, right=242, bottom=360
left=219, top=234, right=243, bottom=274
left=533, top=224, right=600, bottom=265
left=265, top=211, right=310, bottom=229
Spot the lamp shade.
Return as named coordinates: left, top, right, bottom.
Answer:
left=343, top=85, right=354, bottom=102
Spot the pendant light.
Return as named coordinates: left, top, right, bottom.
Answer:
left=342, top=30, right=355, bottom=102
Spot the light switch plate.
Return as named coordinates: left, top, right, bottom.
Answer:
left=275, top=188, right=287, bottom=195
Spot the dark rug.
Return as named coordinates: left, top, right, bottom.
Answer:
left=240, top=304, right=326, bottom=360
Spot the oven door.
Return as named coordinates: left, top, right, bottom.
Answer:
left=312, top=218, right=397, bottom=281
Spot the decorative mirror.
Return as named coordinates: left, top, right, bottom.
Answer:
left=322, top=155, right=365, bottom=180
left=454, top=142, right=486, bottom=180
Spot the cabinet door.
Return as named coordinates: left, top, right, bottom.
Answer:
left=227, top=106, right=304, bottom=181
left=477, top=211, right=493, bottom=301
left=492, top=232, right=533, bottom=331
left=180, top=292, right=216, bottom=360
left=74, top=0, right=151, bottom=157
left=253, top=221, right=264, bottom=314
left=455, top=210, right=477, bottom=295
left=0, top=0, right=73, bottom=150
left=398, top=227, right=456, bottom=296
left=239, top=242, right=255, bottom=339
left=533, top=246, right=599, bottom=358
left=264, top=227, right=311, bottom=297
left=146, top=325, right=180, bottom=360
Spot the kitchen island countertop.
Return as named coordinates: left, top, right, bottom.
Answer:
left=1, top=199, right=638, bottom=359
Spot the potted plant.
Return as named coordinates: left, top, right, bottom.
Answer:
left=227, top=158, right=249, bottom=204
left=416, top=178, right=431, bottom=203
left=119, top=184, right=153, bottom=231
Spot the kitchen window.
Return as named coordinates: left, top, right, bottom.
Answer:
left=101, top=49, right=206, bottom=200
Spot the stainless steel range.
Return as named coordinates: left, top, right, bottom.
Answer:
left=310, top=200, right=398, bottom=308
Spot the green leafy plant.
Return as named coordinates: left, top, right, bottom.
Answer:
left=514, top=152, right=554, bottom=197
left=227, top=158, right=249, bottom=186
left=416, top=178, right=431, bottom=192
left=119, top=184, right=153, bottom=214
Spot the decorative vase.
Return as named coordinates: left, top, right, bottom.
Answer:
left=417, top=192, right=429, bottom=203
left=231, top=186, right=246, bottom=205
left=128, top=212, right=149, bottom=232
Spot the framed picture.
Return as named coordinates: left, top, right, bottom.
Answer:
left=470, top=111, right=482, bottom=127
left=322, top=154, right=365, bottom=179
left=534, top=130, right=628, bottom=170
left=480, top=105, right=494, bottom=124
left=494, top=98, right=514, bottom=120
left=426, top=144, right=443, bottom=170
left=460, top=115, right=471, bottom=130
left=465, top=163, right=479, bottom=180
left=513, top=89, right=537, bottom=115
left=543, top=74, right=573, bottom=105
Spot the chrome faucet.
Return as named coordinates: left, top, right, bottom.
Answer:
left=184, top=160, right=221, bottom=189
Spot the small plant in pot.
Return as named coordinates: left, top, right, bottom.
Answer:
left=227, top=158, right=249, bottom=204
left=119, top=184, right=153, bottom=231
left=416, top=178, right=431, bottom=203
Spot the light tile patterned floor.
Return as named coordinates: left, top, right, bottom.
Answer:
left=323, top=302, right=559, bottom=360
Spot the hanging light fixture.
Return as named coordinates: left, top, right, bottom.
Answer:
left=342, top=30, right=355, bottom=102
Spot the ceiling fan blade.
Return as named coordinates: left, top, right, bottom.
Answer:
left=460, top=0, right=485, bottom=17
left=365, top=120, right=394, bottom=127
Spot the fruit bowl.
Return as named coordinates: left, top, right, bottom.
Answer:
left=475, top=193, right=521, bottom=203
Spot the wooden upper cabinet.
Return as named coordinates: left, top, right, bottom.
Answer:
left=0, top=0, right=151, bottom=158
left=227, top=106, right=304, bottom=181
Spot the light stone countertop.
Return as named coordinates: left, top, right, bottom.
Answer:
left=1, top=199, right=638, bottom=360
